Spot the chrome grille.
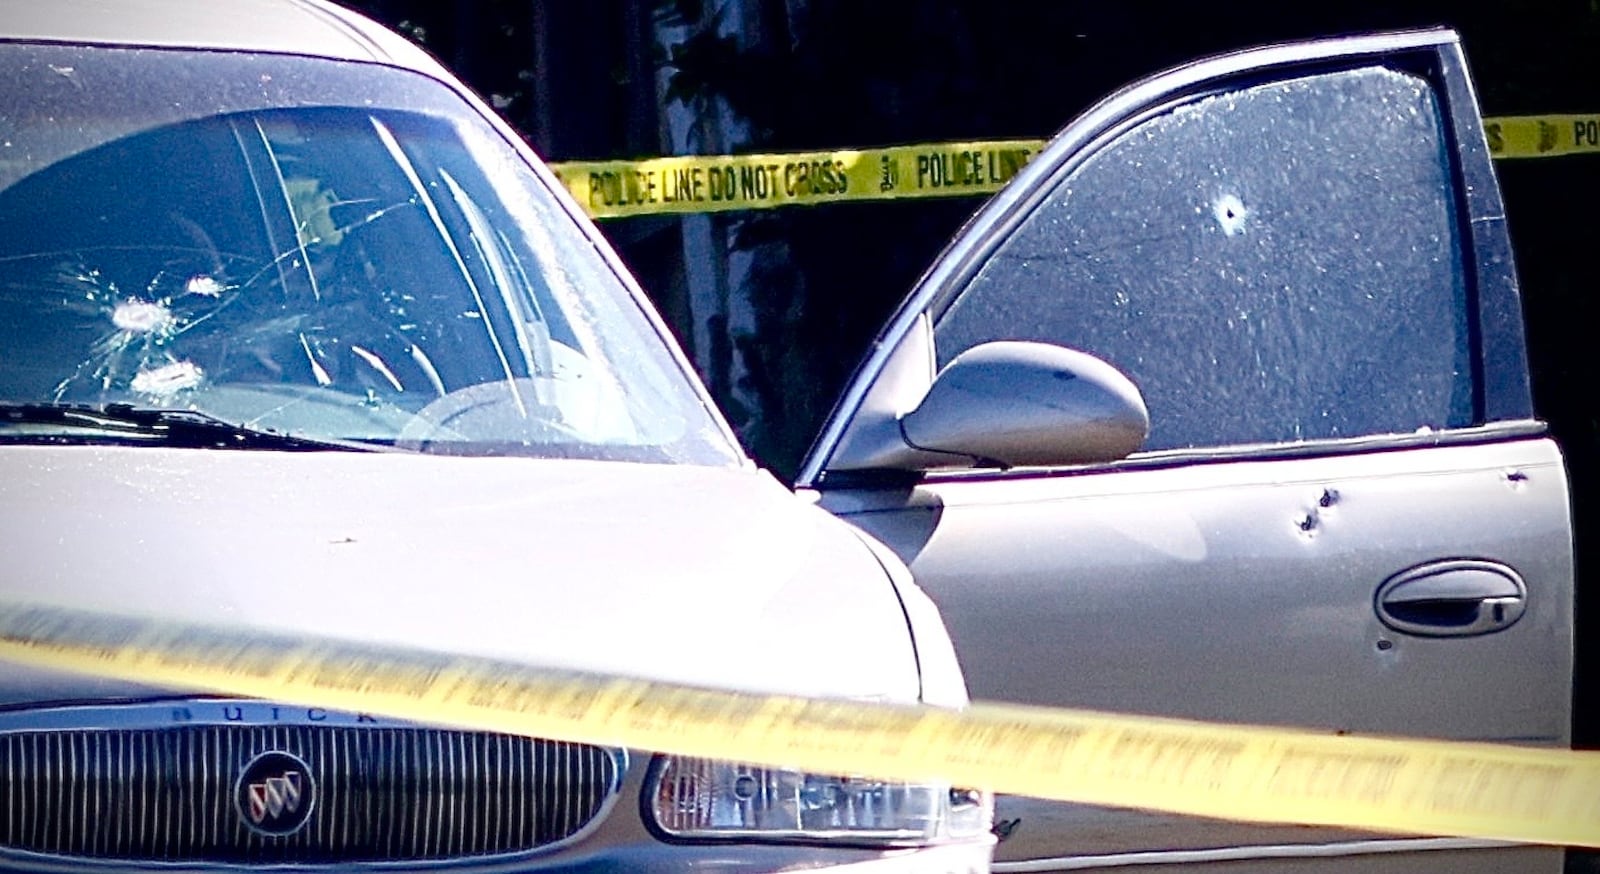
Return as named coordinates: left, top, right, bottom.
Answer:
left=0, top=725, right=620, bottom=863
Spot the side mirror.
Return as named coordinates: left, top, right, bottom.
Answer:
left=899, top=341, right=1148, bottom=469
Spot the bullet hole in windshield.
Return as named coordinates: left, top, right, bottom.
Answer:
left=110, top=299, right=174, bottom=334
left=130, top=360, right=204, bottom=397
left=185, top=275, right=224, bottom=297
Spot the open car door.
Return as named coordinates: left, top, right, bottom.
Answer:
left=800, top=29, right=1574, bottom=874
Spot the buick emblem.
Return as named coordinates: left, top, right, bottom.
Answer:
left=234, top=751, right=315, bottom=836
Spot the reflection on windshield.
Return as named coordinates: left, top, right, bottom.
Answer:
left=0, top=46, right=738, bottom=466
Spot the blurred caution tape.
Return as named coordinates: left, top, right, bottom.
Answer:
left=1, top=602, right=1597, bottom=848
left=549, top=114, right=1598, bottom=218
left=1487, top=114, right=1600, bottom=160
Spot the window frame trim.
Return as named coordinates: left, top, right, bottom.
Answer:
left=816, top=419, right=1550, bottom=492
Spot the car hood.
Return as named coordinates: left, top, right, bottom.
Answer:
left=0, top=445, right=921, bottom=708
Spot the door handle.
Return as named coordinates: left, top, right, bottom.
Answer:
left=1375, top=560, right=1527, bottom=637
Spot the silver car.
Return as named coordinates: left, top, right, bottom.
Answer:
left=0, top=2, right=1574, bottom=873
left=0, top=1, right=990, bottom=871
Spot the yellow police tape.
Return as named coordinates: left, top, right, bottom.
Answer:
left=550, top=139, right=1044, bottom=218
left=1488, top=114, right=1600, bottom=160
left=548, top=115, right=1599, bottom=218
left=0, top=603, right=1597, bottom=849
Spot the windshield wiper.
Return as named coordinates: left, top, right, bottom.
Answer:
left=0, top=403, right=383, bottom=452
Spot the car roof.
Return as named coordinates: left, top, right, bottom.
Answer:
left=0, top=0, right=450, bottom=78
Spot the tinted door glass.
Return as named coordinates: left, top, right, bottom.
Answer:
left=935, top=67, right=1474, bottom=452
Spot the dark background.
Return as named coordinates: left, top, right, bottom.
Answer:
left=339, top=0, right=1599, bottom=750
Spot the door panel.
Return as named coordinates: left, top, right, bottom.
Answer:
left=803, top=29, right=1574, bottom=872
left=828, top=439, right=1571, bottom=736
left=822, top=437, right=1573, bottom=865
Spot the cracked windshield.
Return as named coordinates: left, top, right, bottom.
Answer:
left=0, top=43, right=738, bottom=465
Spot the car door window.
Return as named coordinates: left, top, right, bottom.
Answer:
left=933, top=66, right=1475, bottom=453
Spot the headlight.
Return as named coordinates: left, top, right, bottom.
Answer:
left=646, top=757, right=991, bottom=846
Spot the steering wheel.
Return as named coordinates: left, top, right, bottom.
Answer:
left=395, top=377, right=584, bottom=453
